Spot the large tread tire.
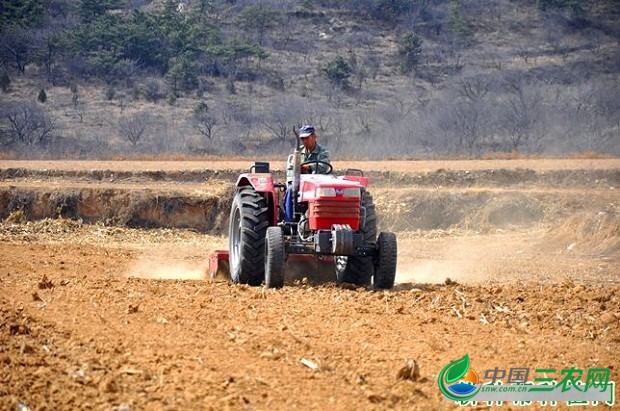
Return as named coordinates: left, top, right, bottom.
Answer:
left=374, top=231, right=397, bottom=289
left=229, top=187, right=269, bottom=286
left=265, top=226, right=285, bottom=288
left=335, top=191, right=377, bottom=286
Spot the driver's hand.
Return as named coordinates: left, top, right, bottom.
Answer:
left=301, top=164, right=311, bottom=173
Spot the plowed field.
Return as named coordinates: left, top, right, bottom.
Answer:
left=1, top=159, right=618, bottom=410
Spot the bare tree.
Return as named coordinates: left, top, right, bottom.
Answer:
left=263, top=97, right=303, bottom=142
left=192, top=101, right=217, bottom=144
left=0, top=27, right=38, bottom=73
left=380, top=93, right=420, bottom=124
left=74, top=101, right=86, bottom=123
left=142, top=78, right=167, bottom=103
left=363, top=54, right=381, bottom=80
left=455, top=102, right=481, bottom=153
left=117, top=59, right=141, bottom=88
left=217, top=97, right=256, bottom=142
left=218, top=97, right=249, bottom=126
left=482, top=52, right=503, bottom=71
left=415, top=102, right=457, bottom=157
left=90, top=128, right=111, bottom=153
left=302, top=101, right=337, bottom=135
left=118, top=111, right=153, bottom=148
left=516, top=41, right=535, bottom=65
left=412, top=90, right=494, bottom=156
left=562, top=81, right=620, bottom=153
left=496, top=76, right=545, bottom=151
left=0, top=101, right=56, bottom=146
left=455, top=74, right=495, bottom=102
left=592, top=81, right=620, bottom=130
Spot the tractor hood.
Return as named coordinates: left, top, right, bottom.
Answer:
left=298, top=174, right=366, bottom=202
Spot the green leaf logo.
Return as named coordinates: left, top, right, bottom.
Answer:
left=445, top=354, right=470, bottom=384
left=438, top=354, right=481, bottom=402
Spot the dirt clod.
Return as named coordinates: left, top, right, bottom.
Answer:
left=37, top=275, right=54, bottom=289
left=396, top=359, right=420, bottom=381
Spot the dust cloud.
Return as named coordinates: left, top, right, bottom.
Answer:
left=394, top=231, right=535, bottom=285
left=126, top=249, right=208, bottom=280
left=127, top=259, right=206, bottom=280
left=396, top=260, right=466, bottom=284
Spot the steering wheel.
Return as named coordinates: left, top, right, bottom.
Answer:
left=301, top=160, right=333, bottom=175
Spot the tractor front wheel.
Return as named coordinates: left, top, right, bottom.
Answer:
left=373, top=232, right=397, bottom=289
left=335, top=191, right=377, bottom=286
left=265, top=226, right=285, bottom=288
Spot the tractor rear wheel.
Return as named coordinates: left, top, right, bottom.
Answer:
left=229, top=187, right=269, bottom=286
left=335, top=191, right=377, bottom=286
left=265, top=226, right=285, bottom=288
left=374, top=232, right=397, bottom=289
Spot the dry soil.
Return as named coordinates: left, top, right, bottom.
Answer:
left=0, top=159, right=618, bottom=410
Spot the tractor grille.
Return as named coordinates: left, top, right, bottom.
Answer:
left=309, top=200, right=360, bottom=230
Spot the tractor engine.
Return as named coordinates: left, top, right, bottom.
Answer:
left=294, top=177, right=366, bottom=256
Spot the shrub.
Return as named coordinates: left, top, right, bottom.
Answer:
left=142, top=78, right=166, bottom=103
left=37, top=89, right=47, bottom=103
left=321, top=55, right=353, bottom=88
left=398, top=32, right=423, bottom=73
left=0, top=73, right=10, bottom=92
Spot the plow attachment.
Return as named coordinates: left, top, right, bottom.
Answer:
left=208, top=250, right=230, bottom=280
left=208, top=250, right=335, bottom=285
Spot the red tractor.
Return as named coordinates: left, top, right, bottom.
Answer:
left=210, top=136, right=397, bottom=289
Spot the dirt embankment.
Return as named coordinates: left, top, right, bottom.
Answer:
left=1, top=159, right=618, bottom=282
left=1, top=161, right=618, bottom=259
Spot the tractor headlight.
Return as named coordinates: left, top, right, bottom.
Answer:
left=342, top=188, right=361, bottom=198
left=316, top=187, right=336, bottom=197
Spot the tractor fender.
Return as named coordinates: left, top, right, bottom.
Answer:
left=235, top=173, right=278, bottom=226
left=340, top=175, right=369, bottom=188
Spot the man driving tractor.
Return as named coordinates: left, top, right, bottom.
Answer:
left=286, top=124, right=331, bottom=182
left=213, top=123, right=397, bottom=289
left=284, top=124, right=331, bottom=222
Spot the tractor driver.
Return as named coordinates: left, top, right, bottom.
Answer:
left=284, top=125, right=331, bottom=221
left=286, top=124, right=331, bottom=183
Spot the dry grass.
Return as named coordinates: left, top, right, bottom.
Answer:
left=567, top=151, right=614, bottom=159
left=0, top=214, right=224, bottom=248
left=99, top=153, right=282, bottom=162
left=480, top=151, right=527, bottom=160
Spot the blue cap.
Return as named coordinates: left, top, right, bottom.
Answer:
left=299, top=125, right=315, bottom=138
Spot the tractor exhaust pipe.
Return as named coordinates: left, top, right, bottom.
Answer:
left=292, top=126, right=302, bottom=195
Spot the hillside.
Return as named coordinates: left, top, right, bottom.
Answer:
left=0, top=0, right=618, bottom=159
